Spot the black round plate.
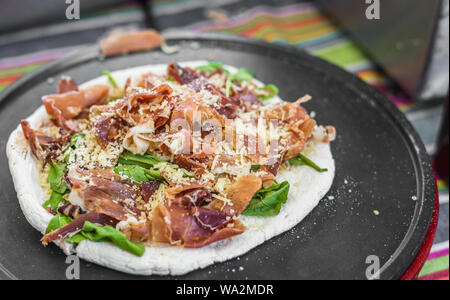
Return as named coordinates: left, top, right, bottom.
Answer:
left=0, top=34, right=435, bottom=280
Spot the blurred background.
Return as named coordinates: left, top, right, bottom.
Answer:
left=0, top=0, right=448, bottom=279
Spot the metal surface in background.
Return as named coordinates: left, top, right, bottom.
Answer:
left=0, top=34, right=435, bottom=279
left=318, top=0, right=443, bottom=99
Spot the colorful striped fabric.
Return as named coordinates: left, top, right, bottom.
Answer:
left=419, top=241, right=449, bottom=280
left=0, top=48, right=71, bottom=92
left=0, top=0, right=447, bottom=280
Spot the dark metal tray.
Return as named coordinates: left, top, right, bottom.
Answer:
left=0, top=34, right=435, bottom=280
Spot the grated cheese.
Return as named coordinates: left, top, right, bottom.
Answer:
left=68, top=131, right=123, bottom=170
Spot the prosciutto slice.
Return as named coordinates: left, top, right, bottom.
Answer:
left=20, top=120, right=43, bottom=159
left=42, top=84, right=109, bottom=126
left=123, top=221, right=152, bottom=243
left=100, top=29, right=164, bottom=57
left=141, top=181, right=161, bottom=203
left=81, top=189, right=130, bottom=221
left=208, top=174, right=262, bottom=216
left=67, top=170, right=139, bottom=221
left=150, top=177, right=244, bottom=248
left=188, top=77, right=240, bottom=119
left=165, top=183, right=211, bottom=199
left=167, top=63, right=199, bottom=85
left=137, top=73, right=164, bottom=89
left=41, top=212, right=118, bottom=245
left=20, top=120, right=63, bottom=159
left=93, top=115, right=129, bottom=148
left=89, top=177, right=136, bottom=201
left=57, top=76, right=79, bottom=94
left=175, top=153, right=212, bottom=172
left=231, top=89, right=261, bottom=112
left=170, top=188, right=212, bottom=207
left=152, top=204, right=244, bottom=248
left=118, top=84, right=173, bottom=126
left=58, top=203, right=86, bottom=219
left=192, top=207, right=230, bottom=231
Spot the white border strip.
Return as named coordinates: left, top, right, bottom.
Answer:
left=430, top=240, right=450, bottom=252
left=439, top=192, right=449, bottom=204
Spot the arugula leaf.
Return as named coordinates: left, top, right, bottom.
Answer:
left=44, top=214, right=85, bottom=244
left=288, top=154, right=328, bottom=173
left=257, top=84, right=279, bottom=100
left=102, top=70, right=118, bottom=88
left=114, top=165, right=164, bottom=182
left=70, top=133, right=85, bottom=149
left=118, top=151, right=166, bottom=168
left=44, top=162, right=70, bottom=210
left=233, top=68, right=254, bottom=82
left=115, top=152, right=167, bottom=182
left=82, top=221, right=145, bottom=257
left=108, top=97, right=120, bottom=103
left=44, top=216, right=145, bottom=256
left=166, top=77, right=176, bottom=82
left=196, top=61, right=224, bottom=73
left=45, top=213, right=73, bottom=234
left=226, top=68, right=254, bottom=97
left=242, top=181, right=290, bottom=216
left=65, top=233, right=86, bottom=244
left=116, top=152, right=192, bottom=180
left=161, top=43, right=180, bottom=55
left=47, top=163, right=69, bottom=194
left=43, top=191, right=68, bottom=210
left=250, top=165, right=260, bottom=172
left=62, top=133, right=85, bottom=164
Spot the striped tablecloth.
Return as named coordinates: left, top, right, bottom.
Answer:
left=0, top=0, right=447, bottom=280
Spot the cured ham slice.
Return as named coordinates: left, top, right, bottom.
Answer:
left=167, top=63, right=199, bottom=85
left=75, top=167, right=120, bottom=182
left=126, top=84, right=172, bottom=109
left=151, top=204, right=244, bottom=248
left=90, top=177, right=136, bottom=201
left=192, top=207, right=230, bottom=231
left=41, top=212, right=117, bottom=245
left=67, top=169, right=139, bottom=221
left=123, top=221, right=152, bottom=243
left=100, top=30, right=164, bottom=57
left=188, top=78, right=240, bottom=119
left=165, top=183, right=210, bottom=199
left=42, top=84, right=109, bottom=126
left=57, top=76, right=79, bottom=94
left=170, top=96, right=225, bottom=132
left=58, top=203, right=86, bottom=219
left=141, top=181, right=161, bottom=203
left=224, top=174, right=262, bottom=214
left=284, top=118, right=317, bottom=160
left=231, top=89, right=261, bottom=112
left=93, top=115, right=129, bottom=148
left=119, top=84, right=173, bottom=126
left=137, top=73, right=165, bottom=89
left=175, top=153, right=212, bottom=172
left=264, top=100, right=308, bottom=124
left=184, top=224, right=244, bottom=248
left=170, top=188, right=212, bottom=207
left=20, top=120, right=63, bottom=159
left=82, top=188, right=131, bottom=222
left=20, top=120, right=43, bottom=159
left=151, top=178, right=243, bottom=247
left=209, top=174, right=262, bottom=216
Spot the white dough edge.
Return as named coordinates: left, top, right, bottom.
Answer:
left=6, top=61, right=335, bottom=276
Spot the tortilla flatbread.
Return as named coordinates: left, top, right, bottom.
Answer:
left=6, top=62, right=335, bottom=275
